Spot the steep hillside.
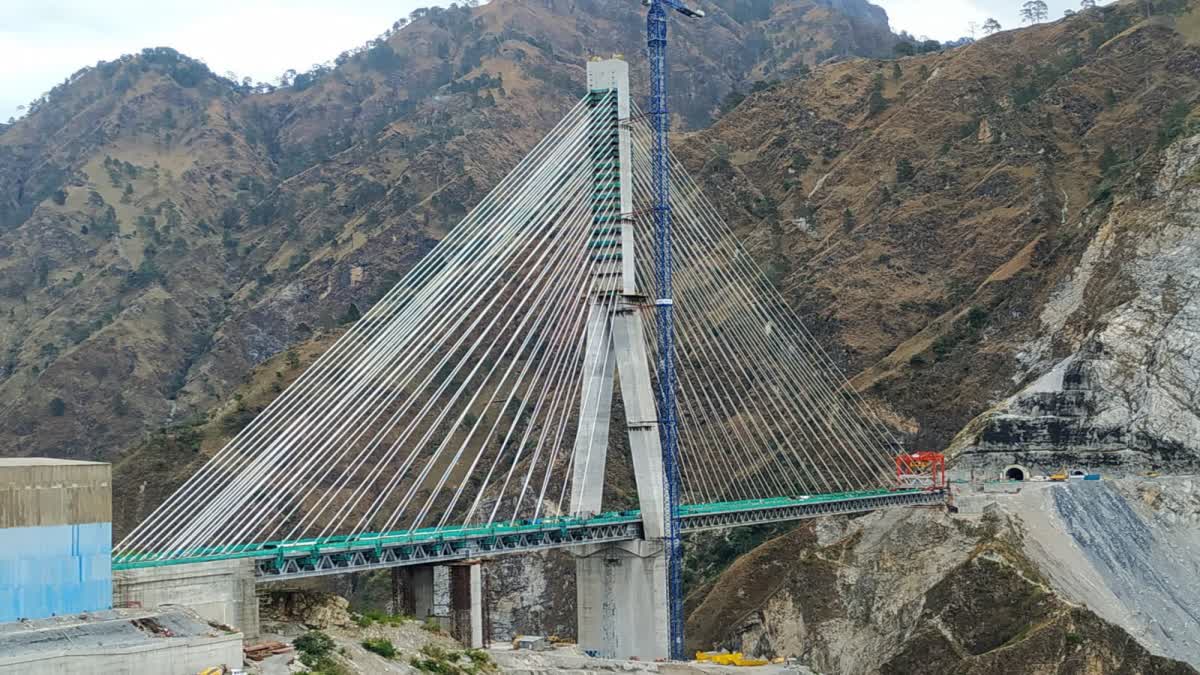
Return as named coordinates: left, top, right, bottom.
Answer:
left=683, top=480, right=1200, bottom=673
left=680, top=0, right=1200, bottom=459
left=0, top=0, right=896, bottom=462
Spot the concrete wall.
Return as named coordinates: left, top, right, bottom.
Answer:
left=113, top=559, right=259, bottom=638
left=0, top=459, right=111, bottom=528
left=0, top=634, right=243, bottom=675
left=0, top=459, right=112, bottom=622
left=575, top=540, right=669, bottom=660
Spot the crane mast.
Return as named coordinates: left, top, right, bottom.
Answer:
left=642, top=0, right=704, bottom=661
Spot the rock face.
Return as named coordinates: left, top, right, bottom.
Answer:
left=259, top=589, right=355, bottom=630
left=950, top=131, right=1200, bottom=474
left=684, top=479, right=1200, bottom=674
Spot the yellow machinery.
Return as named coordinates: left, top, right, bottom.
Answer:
left=695, top=650, right=769, bottom=666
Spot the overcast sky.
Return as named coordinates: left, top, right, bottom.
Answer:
left=1, top=0, right=1106, bottom=123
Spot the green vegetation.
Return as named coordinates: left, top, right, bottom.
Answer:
left=48, top=398, right=66, bottom=417
left=288, top=252, right=311, bottom=273
left=893, top=38, right=941, bottom=56
left=362, top=637, right=398, bottom=658
left=138, top=47, right=212, bottom=88
left=1099, top=144, right=1120, bottom=177
left=790, top=152, right=810, bottom=174
left=410, top=643, right=495, bottom=674
left=1088, top=9, right=1129, bottom=50
left=355, top=610, right=410, bottom=628
left=867, top=74, right=888, bottom=116
left=841, top=208, right=856, bottom=232
left=294, top=631, right=350, bottom=675
left=1157, top=99, right=1194, bottom=149
left=124, top=259, right=163, bottom=290
left=682, top=522, right=797, bottom=590
left=364, top=42, right=406, bottom=72
left=340, top=303, right=362, bottom=325
left=896, top=157, right=915, bottom=184
left=931, top=305, right=990, bottom=360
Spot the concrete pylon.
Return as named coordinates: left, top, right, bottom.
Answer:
left=570, top=57, right=670, bottom=661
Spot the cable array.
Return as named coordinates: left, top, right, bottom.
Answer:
left=115, top=94, right=902, bottom=563
left=626, top=106, right=901, bottom=505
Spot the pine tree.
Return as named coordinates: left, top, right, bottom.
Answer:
left=1099, top=144, right=1120, bottom=175
left=1021, top=0, right=1049, bottom=23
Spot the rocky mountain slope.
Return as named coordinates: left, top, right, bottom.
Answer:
left=679, top=0, right=1200, bottom=465
left=683, top=478, right=1200, bottom=673
left=0, top=0, right=896, bottom=463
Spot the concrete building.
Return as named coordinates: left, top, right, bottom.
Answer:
left=0, top=458, right=113, bottom=622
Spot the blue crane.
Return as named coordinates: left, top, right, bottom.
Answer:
left=642, top=0, right=704, bottom=661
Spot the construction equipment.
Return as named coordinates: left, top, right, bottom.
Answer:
left=895, top=451, right=947, bottom=490
left=637, top=0, right=705, bottom=661
left=696, top=650, right=770, bottom=666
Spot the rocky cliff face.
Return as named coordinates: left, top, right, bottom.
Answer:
left=684, top=479, right=1200, bottom=673
left=950, top=133, right=1200, bottom=475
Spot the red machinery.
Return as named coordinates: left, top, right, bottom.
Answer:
left=895, top=451, right=947, bottom=490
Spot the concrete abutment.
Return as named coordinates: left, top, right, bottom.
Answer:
left=113, top=558, right=259, bottom=639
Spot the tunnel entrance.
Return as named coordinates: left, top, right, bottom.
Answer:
left=1004, top=465, right=1027, bottom=481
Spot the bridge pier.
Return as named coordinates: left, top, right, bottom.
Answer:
left=113, top=558, right=259, bottom=638
left=574, top=540, right=669, bottom=660
left=449, top=562, right=485, bottom=648
left=391, top=564, right=484, bottom=648
left=391, top=565, right=439, bottom=620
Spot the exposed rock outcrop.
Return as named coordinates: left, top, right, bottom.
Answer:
left=952, top=133, right=1200, bottom=474
left=260, top=589, right=354, bottom=630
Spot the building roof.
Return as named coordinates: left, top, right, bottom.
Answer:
left=0, top=458, right=108, bottom=467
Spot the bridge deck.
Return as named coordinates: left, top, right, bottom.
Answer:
left=114, top=488, right=944, bottom=580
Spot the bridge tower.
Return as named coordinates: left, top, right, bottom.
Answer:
left=570, top=57, right=671, bottom=660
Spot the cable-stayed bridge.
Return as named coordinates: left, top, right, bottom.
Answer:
left=112, top=58, right=944, bottom=659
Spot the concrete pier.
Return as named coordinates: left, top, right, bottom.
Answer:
left=113, top=558, right=259, bottom=638
left=574, top=540, right=669, bottom=660
left=390, top=565, right=437, bottom=619
left=449, top=562, right=485, bottom=648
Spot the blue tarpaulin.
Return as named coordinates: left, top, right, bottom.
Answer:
left=0, top=522, right=112, bottom=622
